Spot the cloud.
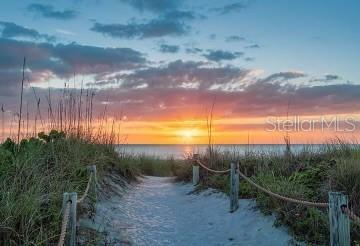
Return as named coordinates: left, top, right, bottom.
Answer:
left=245, top=44, right=260, bottom=49
left=101, top=60, right=251, bottom=90
left=162, top=10, right=204, bottom=21
left=55, top=29, right=76, bottom=36
left=185, top=47, right=203, bottom=54
left=260, top=71, right=306, bottom=83
left=211, top=2, right=248, bottom=15
left=225, top=35, right=246, bottom=42
left=203, top=50, right=244, bottom=62
left=52, top=42, right=146, bottom=74
left=244, top=57, right=255, bottom=62
left=0, top=21, right=55, bottom=42
left=119, top=0, right=181, bottom=13
left=91, top=10, right=203, bottom=39
left=325, top=74, right=340, bottom=80
left=0, top=38, right=146, bottom=95
left=88, top=81, right=360, bottom=121
left=91, top=19, right=189, bottom=39
left=1, top=49, right=359, bottom=123
left=27, top=4, right=78, bottom=20
left=310, top=74, right=341, bottom=83
left=0, top=69, right=26, bottom=96
left=158, top=44, right=180, bottom=53
left=4, top=79, right=360, bottom=126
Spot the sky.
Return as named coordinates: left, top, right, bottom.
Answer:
left=0, top=0, right=360, bottom=144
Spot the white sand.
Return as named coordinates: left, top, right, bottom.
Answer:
left=79, top=176, right=294, bottom=245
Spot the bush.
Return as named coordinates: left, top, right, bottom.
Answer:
left=2, top=138, right=16, bottom=154
left=0, top=132, right=139, bottom=245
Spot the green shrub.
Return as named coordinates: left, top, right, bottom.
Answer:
left=2, top=138, right=16, bottom=154
left=289, top=164, right=329, bottom=191
left=0, top=132, right=139, bottom=245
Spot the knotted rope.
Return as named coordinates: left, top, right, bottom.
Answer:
left=58, top=201, right=71, bottom=246
left=77, top=174, right=93, bottom=204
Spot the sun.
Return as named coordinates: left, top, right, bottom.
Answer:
left=178, top=129, right=196, bottom=140
left=183, top=130, right=193, bottom=139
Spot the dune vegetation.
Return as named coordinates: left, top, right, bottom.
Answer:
left=0, top=130, right=140, bottom=245
left=0, top=76, right=142, bottom=244
left=173, top=140, right=360, bottom=245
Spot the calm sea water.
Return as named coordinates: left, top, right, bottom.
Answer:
left=115, top=144, right=324, bottom=159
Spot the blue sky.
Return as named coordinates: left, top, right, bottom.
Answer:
left=1, top=0, right=359, bottom=81
left=1, top=0, right=360, bottom=143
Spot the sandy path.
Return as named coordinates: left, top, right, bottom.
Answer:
left=80, top=176, right=293, bottom=246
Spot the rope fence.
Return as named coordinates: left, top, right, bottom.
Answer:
left=54, top=159, right=360, bottom=246
left=237, top=170, right=329, bottom=208
left=192, top=156, right=360, bottom=245
left=57, top=165, right=97, bottom=246
left=76, top=174, right=93, bottom=204
left=58, top=202, right=71, bottom=246
left=196, top=160, right=230, bottom=174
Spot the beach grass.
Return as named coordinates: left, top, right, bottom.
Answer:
left=121, top=154, right=187, bottom=177
left=0, top=130, right=139, bottom=245
left=173, top=140, right=360, bottom=245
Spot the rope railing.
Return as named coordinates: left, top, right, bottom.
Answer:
left=195, top=158, right=328, bottom=207
left=196, top=160, right=230, bottom=174
left=57, top=165, right=97, bottom=246
left=76, top=174, right=93, bottom=204
left=237, top=168, right=360, bottom=221
left=237, top=170, right=329, bottom=208
left=192, top=156, right=360, bottom=244
left=58, top=202, right=71, bottom=246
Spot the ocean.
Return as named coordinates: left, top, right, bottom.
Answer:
left=115, top=144, right=325, bottom=159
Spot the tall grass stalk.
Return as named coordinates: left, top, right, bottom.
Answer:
left=17, top=57, right=26, bottom=145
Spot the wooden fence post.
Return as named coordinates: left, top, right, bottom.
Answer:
left=328, top=192, right=350, bottom=246
left=62, top=192, right=77, bottom=246
left=88, top=165, right=97, bottom=199
left=192, top=154, right=199, bottom=186
left=69, top=192, right=77, bottom=246
left=230, top=162, right=239, bottom=213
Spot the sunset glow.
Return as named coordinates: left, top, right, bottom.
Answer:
left=3, top=2, right=360, bottom=245
left=178, top=129, right=196, bottom=139
left=0, top=1, right=360, bottom=144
